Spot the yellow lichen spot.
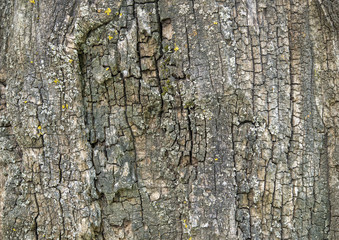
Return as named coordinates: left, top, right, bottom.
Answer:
left=174, top=44, right=179, bottom=52
left=30, top=61, right=33, bottom=63
left=66, top=104, right=69, bottom=109
left=105, top=8, right=111, bottom=15
left=116, top=12, right=119, bottom=16
left=54, top=78, right=59, bottom=84
left=215, top=158, right=218, bottom=161
left=37, top=126, right=41, bottom=130
left=188, top=238, right=192, bottom=240
left=184, top=201, right=187, bottom=204
left=119, top=13, right=123, bottom=17
left=69, top=59, right=73, bottom=63
left=183, top=219, right=186, bottom=223
left=13, top=228, right=16, bottom=231
left=30, top=0, right=35, bottom=3
left=24, top=101, right=27, bottom=104
left=106, top=67, right=110, bottom=71
left=108, top=35, right=113, bottom=40
left=62, top=105, right=65, bottom=109
left=98, top=9, right=101, bottom=13
left=185, top=224, right=188, bottom=228
left=214, top=21, right=218, bottom=25
left=114, top=30, right=118, bottom=35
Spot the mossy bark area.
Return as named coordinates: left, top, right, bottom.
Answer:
left=0, top=0, right=338, bottom=239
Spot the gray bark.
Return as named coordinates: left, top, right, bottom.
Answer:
left=0, top=0, right=338, bottom=239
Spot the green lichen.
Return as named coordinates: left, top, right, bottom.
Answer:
left=184, top=100, right=195, bottom=109
left=162, top=86, right=169, bottom=96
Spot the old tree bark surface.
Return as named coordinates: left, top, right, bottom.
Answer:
left=0, top=0, right=339, bottom=239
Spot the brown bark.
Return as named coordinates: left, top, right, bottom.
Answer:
left=0, top=0, right=338, bottom=239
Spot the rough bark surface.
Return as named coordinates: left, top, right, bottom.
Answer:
left=0, top=0, right=338, bottom=239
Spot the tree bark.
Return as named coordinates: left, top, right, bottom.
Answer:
left=0, top=0, right=338, bottom=239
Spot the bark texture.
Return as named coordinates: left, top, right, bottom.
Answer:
left=0, top=0, right=338, bottom=239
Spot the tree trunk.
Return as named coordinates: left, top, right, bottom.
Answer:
left=0, top=0, right=338, bottom=239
